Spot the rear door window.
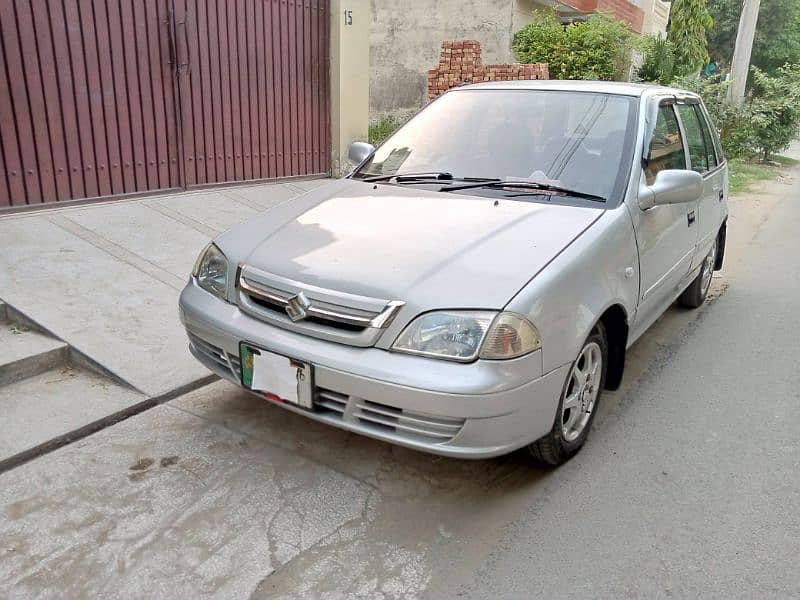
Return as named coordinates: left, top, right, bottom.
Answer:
left=676, top=103, right=709, bottom=173
left=694, top=105, right=719, bottom=169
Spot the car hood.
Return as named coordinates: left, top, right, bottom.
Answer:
left=229, top=180, right=603, bottom=309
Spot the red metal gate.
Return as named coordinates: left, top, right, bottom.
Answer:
left=174, top=0, right=330, bottom=186
left=0, top=1, right=330, bottom=208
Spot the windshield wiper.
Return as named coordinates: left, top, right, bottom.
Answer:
left=362, top=171, right=455, bottom=182
left=361, top=172, right=501, bottom=184
left=440, top=180, right=607, bottom=203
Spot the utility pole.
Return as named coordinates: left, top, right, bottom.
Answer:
left=727, top=0, right=761, bottom=105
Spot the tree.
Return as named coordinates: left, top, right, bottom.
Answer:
left=746, top=65, right=800, bottom=160
left=668, top=0, right=714, bottom=75
left=707, top=0, right=800, bottom=72
left=637, top=35, right=677, bottom=84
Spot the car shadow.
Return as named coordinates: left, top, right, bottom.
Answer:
left=172, top=380, right=552, bottom=503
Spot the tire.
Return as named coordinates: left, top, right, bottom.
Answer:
left=678, top=237, right=718, bottom=309
left=528, top=323, right=608, bottom=466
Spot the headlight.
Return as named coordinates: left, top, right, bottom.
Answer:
left=192, top=243, right=229, bottom=299
left=392, top=311, right=541, bottom=362
left=393, top=311, right=495, bottom=361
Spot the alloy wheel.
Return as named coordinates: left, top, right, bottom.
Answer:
left=561, top=341, right=603, bottom=442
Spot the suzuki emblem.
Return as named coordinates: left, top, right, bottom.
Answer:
left=285, top=291, right=312, bottom=322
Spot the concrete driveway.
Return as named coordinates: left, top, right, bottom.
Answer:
left=1, top=158, right=798, bottom=598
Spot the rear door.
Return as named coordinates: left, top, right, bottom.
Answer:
left=675, top=101, right=724, bottom=262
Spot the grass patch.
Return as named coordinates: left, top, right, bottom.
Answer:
left=368, top=115, right=400, bottom=146
left=727, top=155, right=797, bottom=195
left=770, top=154, right=799, bottom=167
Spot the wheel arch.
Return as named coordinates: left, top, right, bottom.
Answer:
left=714, top=218, right=727, bottom=271
left=596, top=303, right=628, bottom=390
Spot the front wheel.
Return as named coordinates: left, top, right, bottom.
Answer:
left=528, top=324, right=608, bottom=466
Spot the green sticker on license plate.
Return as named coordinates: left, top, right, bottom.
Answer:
left=240, top=343, right=255, bottom=388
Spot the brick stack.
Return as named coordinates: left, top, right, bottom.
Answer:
left=427, top=40, right=549, bottom=100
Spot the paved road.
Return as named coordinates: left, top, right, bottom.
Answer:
left=0, top=165, right=797, bottom=599
left=430, top=169, right=800, bottom=598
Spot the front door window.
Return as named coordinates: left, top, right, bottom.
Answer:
left=645, top=105, right=687, bottom=184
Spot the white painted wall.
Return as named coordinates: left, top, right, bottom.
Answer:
left=641, top=0, right=670, bottom=36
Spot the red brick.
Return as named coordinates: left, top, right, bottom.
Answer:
left=427, top=40, right=549, bottom=99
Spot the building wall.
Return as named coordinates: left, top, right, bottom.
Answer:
left=369, top=0, right=655, bottom=117
left=641, top=0, right=670, bottom=36
left=599, top=0, right=645, bottom=32
left=331, top=0, right=371, bottom=176
left=512, top=0, right=558, bottom=32
left=369, top=0, right=516, bottom=114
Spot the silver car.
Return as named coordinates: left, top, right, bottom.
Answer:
left=179, top=81, right=728, bottom=465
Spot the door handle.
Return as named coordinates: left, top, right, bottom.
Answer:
left=687, top=210, right=696, bottom=226
left=718, top=189, right=724, bottom=201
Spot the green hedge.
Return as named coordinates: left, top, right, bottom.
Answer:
left=513, top=10, right=635, bottom=81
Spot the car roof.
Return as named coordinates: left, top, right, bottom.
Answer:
left=455, top=79, right=700, bottom=99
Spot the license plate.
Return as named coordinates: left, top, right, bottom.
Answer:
left=240, top=343, right=313, bottom=409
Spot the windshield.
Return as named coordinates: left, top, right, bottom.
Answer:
left=354, top=89, right=637, bottom=202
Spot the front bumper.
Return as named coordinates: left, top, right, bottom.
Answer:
left=179, top=282, right=569, bottom=459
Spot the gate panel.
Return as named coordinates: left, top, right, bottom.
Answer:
left=0, top=0, right=180, bottom=207
left=236, top=1, right=252, bottom=182
left=0, top=1, right=42, bottom=204
left=92, top=0, right=124, bottom=196
left=144, top=0, right=172, bottom=190
left=178, top=0, right=330, bottom=185
left=16, top=2, right=57, bottom=202
left=106, top=0, right=136, bottom=195
left=156, top=0, right=181, bottom=189
left=77, top=0, right=112, bottom=198
left=0, top=35, right=23, bottom=206
left=63, top=0, right=98, bottom=199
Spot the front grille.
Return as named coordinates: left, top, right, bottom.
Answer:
left=248, top=295, right=365, bottom=332
left=313, top=387, right=465, bottom=444
left=355, top=400, right=465, bottom=442
left=235, top=264, right=404, bottom=347
left=188, top=332, right=239, bottom=380
left=314, top=388, right=348, bottom=415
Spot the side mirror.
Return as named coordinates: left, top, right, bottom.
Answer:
left=348, top=141, right=375, bottom=165
left=639, top=169, right=703, bottom=210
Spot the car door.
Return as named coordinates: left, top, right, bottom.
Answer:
left=675, top=101, right=726, bottom=260
left=631, top=100, right=699, bottom=333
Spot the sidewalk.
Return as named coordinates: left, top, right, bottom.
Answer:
left=0, top=178, right=328, bottom=464
left=0, top=178, right=327, bottom=396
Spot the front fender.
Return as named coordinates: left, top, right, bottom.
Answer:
left=505, top=206, right=639, bottom=374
